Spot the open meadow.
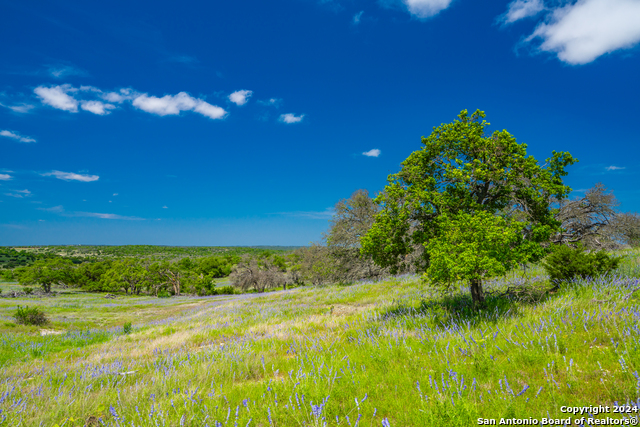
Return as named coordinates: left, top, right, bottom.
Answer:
left=1, top=250, right=640, bottom=426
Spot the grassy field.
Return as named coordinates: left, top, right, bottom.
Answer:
left=1, top=251, right=640, bottom=426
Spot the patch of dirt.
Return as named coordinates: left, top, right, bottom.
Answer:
left=40, top=329, right=64, bottom=336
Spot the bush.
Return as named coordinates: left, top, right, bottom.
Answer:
left=157, top=290, right=171, bottom=298
left=217, top=286, right=236, bottom=295
left=543, top=245, right=621, bottom=284
left=23, top=287, right=33, bottom=295
left=123, top=322, right=132, bottom=334
left=14, top=306, right=48, bottom=326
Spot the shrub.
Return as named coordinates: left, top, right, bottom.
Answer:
left=123, top=322, right=132, bottom=334
left=14, top=306, right=48, bottom=326
left=543, top=245, right=621, bottom=284
left=157, top=290, right=171, bottom=298
left=23, top=287, right=33, bottom=295
left=217, top=286, right=235, bottom=295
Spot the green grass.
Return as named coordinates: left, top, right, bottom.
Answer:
left=0, top=253, right=639, bottom=426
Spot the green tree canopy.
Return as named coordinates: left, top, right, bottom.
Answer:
left=16, top=258, right=75, bottom=293
left=361, top=109, right=577, bottom=304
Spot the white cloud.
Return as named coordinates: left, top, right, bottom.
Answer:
left=42, top=170, right=99, bottom=182
left=75, top=211, right=144, bottom=220
left=258, top=98, right=283, bottom=107
left=100, top=88, right=136, bottom=103
left=0, top=130, right=36, bottom=143
left=353, top=11, right=364, bottom=24
left=193, top=101, right=228, bottom=120
left=4, top=189, right=31, bottom=198
left=113, top=193, right=119, bottom=196
left=47, top=64, right=87, bottom=79
left=162, top=205, right=168, bottom=209
left=34, top=84, right=79, bottom=112
left=132, top=92, right=227, bottom=119
left=279, top=113, right=305, bottom=124
left=81, top=100, right=115, bottom=115
left=229, top=90, right=253, bottom=106
left=39, top=205, right=143, bottom=220
left=527, top=0, right=640, bottom=65
left=362, top=148, right=381, bottom=157
left=0, top=102, right=35, bottom=113
left=499, top=0, right=544, bottom=25
left=403, top=0, right=453, bottom=19
left=0, top=174, right=11, bottom=181
left=277, top=207, right=335, bottom=220
left=39, top=205, right=64, bottom=213
left=605, top=165, right=625, bottom=171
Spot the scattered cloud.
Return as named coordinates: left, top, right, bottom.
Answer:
left=605, top=165, right=626, bottom=171
left=403, top=0, right=453, bottom=19
left=524, top=0, right=640, bottom=65
left=80, top=100, right=115, bottom=115
left=257, top=98, right=283, bottom=107
left=31, top=84, right=227, bottom=120
left=0, top=92, right=36, bottom=113
left=100, top=88, right=136, bottom=103
left=229, top=90, right=253, bottom=106
left=279, top=113, right=305, bottom=124
left=38, top=205, right=64, bottom=213
left=162, top=205, right=168, bottom=209
left=353, top=11, right=364, bottom=24
left=42, top=170, right=99, bottom=182
left=0, top=130, right=36, bottom=143
left=362, top=148, right=381, bottom=157
left=132, top=92, right=227, bottom=119
left=74, top=211, right=144, bottom=220
left=34, top=84, right=79, bottom=112
left=37, top=204, right=143, bottom=220
left=47, top=64, right=88, bottom=79
left=276, top=207, right=335, bottom=219
left=0, top=101, right=35, bottom=113
left=113, top=193, right=118, bottom=196
left=4, top=189, right=31, bottom=198
left=498, top=0, right=544, bottom=25
left=0, top=174, right=12, bottom=181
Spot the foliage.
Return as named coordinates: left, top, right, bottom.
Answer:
left=425, top=211, right=539, bottom=301
left=14, top=305, right=48, bottom=326
left=100, top=259, right=151, bottom=295
left=157, top=290, right=171, bottom=298
left=542, top=244, right=621, bottom=283
left=295, top=244, right=338, bottom=286
left=362, top=109, right=576, bottom=303
left=325, top=189, right=379, bottom=249
left=323, top=190, right=388, bottom=284
left=72, top=261, right=113, bottom=291
left=23, top=287, right=33, bottom=295
left=216, top=285, right=236, bottom=295
left=123, top=322, right=132, bottom=334
left=229, top=256, right=285, bottom=292
left=0, top=269, right=16, bottom=281
left=15, top=258, right=76, bottom=293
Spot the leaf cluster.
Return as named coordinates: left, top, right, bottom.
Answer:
left=542, top=244, right=621, bottom=284
left=14, top=305, right=48, bottom=326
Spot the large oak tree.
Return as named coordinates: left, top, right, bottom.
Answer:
left=361, top=110, right=577, bottom=304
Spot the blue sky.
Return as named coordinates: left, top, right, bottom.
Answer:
left=1, top=0, right=639, bottom=246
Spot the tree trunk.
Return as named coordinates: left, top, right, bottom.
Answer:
left=470, top=277, right=485, bottom=305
